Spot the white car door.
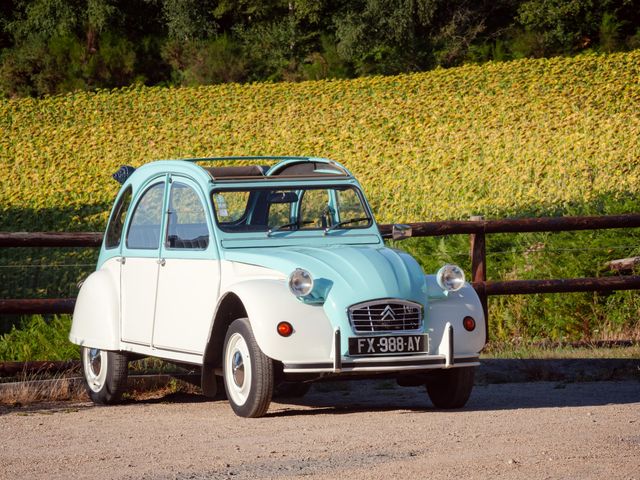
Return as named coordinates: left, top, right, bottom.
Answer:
left=152, top=176, right=220, bottom=356
left=120, top=179, right=167, bottom=346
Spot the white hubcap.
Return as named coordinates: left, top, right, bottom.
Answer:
left=83, top=347, right=107, bottom=393
left=225, top=333, right=251, bottom=406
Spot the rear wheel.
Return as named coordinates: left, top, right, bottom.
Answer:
left=81, top=347, right=129, bottom=404
left=426, top=367, right=475, bottom=409
left=223, top=318, right=273, bottom=418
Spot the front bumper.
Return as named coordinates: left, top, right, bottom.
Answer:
left=282, top=324, right=480, bottom=374
left=283, top=354, right=480, bottom=373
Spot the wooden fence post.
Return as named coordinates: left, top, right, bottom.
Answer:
left=469, top=215, right=489, bottom=343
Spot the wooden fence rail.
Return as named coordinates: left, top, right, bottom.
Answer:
left=0, top=298, right=77, bottom=315
left=3, top=213, right=640, bottom=338
left=0, top=232, right=102, bottom=248
left=376, top=213, right=640, bottom=236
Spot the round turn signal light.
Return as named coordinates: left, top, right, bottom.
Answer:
left=277, top=322, right=293, bottom=337
left=463, top=316, right=476, bottom=332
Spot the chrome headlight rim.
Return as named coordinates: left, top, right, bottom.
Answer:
left=436, top=264, right=465, bottom=292
left=288, top=268, right=314, bottom=297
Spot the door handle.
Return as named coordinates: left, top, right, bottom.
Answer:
left=117, top=257, right=126, bottom=265
left=158, top=258, right=166, bottom=266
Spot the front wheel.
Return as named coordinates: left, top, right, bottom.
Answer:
left=426, top=367, right=475, bottom=409
left=81, top=347, right=129, bottom=404
left=223, top=318, right=274, bottom=418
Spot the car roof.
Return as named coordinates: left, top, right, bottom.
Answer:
left=119, top=156, right=355, bottom=191
left=185, top=156, right=353, bottom=181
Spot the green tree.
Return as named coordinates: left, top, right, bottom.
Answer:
left=162, top=34, right=247, bottom=85
left=517, top=0, right=605, bottom=53
left=2, top=0, right=640, bottom=97
left=0, top=0, right=140, bottom=96
left=230, top=1, right=339, bottom=81
left=160, top=0, right=217, bottom=41
left=334, top=0, right=434, bottom=75
left=0, top=1, right=17, bottom=49
left=334, top=0, right=501, bottom=73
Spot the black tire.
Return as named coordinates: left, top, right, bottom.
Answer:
left=223, top=318, right=274, bottom=418
left=81, top=347, right=129, bottom=404
left=426, top=367, right=475, bottom=409
left=274, top=381, right=311, bottom=399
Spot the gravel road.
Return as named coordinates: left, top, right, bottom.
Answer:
left=1, top=380, right=638, bottom=480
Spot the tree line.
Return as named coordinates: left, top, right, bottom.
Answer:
left=1, top=0, right=639, bottom=98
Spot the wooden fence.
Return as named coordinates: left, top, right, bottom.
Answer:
left=3, top=213, right=640, bottom=341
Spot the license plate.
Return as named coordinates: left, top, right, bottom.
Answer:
left=348, top=334, right=428, bottom=356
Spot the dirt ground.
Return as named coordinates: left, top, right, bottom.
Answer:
left=1, top=380, right=639, bottom=480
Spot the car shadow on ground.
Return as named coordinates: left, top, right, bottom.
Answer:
left=264, top=377, right=640, bottom=417
left=127, top=391, right=212, bottom=405
left=113, top=357, right=640, bottom=416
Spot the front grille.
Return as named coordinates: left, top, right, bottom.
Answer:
left=348, top=299, right=423, bottom=333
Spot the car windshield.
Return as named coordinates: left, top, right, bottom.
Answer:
left=212, top=185, right=372, bottom=234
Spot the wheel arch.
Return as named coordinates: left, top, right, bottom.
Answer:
left=69, top=267, right=120, bottom=350
left=203, top=291, right=248, bottom=369
left=201, top=292, right=247, bottom=397
left=200, top=279, right=334, bottom=396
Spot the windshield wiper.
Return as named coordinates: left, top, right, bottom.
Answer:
left=267, top=220, right=313, bottom=236
left=324, top=217, right=372, bottom=234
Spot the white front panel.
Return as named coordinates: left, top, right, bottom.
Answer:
left=121, top=258, right=160, bottom=345
left=152, top=259, right=220, bottom=354
left=427, top=283, right=486, bottom=355
left=221, top=260, right=335, bottom=364
left=69, top=258, right=121, bottom=350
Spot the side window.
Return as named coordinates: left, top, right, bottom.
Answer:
left=126, top=182, right=165, bottom=250
left=105, top=186, right=132, bottom=249
left=300, top=189, right=331, bottom=229
left=213, top=191, right=250, bottom=223
left=166, top=182, right=210, bottom=249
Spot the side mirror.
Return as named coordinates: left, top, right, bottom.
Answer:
left=392, top=224, right=412, bottom=241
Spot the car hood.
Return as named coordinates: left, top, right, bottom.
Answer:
left=223, top=245, right=427, bottom=312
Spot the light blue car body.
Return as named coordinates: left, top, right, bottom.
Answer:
left=83, top=156, right=484, bottom=375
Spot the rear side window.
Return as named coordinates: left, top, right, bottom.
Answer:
left=213, top=191, right=250, bottom=223
left=126, top=182, right=165, bottom=250
left=105, top=186, right=132, bottom=249
left=166, top=182, right=210, bottom=249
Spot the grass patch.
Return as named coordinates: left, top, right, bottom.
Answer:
left=482, top=340, right=640, bottom=359
left=0, top=315, right=78, bottom=362
left=0, top=373, right=87, bottom=407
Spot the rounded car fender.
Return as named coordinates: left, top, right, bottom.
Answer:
left=69, top=268, right=120, bottom=351
left=425, top=276, right=486, bottom=355
left=223, top=279, right=334, bottom=363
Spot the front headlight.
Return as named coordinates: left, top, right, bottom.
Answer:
left=436, top=264, right=465, bottom=292
left=288, top=268, right=314, bottom=297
